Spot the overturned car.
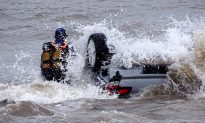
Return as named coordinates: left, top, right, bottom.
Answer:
left=86, top=33, right=169, bottom=96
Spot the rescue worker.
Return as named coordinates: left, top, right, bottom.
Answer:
left=41, top=28, right=74, bottom=82
left=104, top=71, right=122, bottom=94
left=109, top=71, right=122, bottom=84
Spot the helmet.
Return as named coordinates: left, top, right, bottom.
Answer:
left=55, top=28, right=67, bottom=39
left=54, top=28, right=68, bottom=44
left=116, top=71, right=120, bottom=76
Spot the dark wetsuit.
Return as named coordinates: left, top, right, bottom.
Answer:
left=109, top=73, right=122, bottom=84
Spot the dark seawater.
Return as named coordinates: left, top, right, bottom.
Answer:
left=0, top=0, right=205, bottom=122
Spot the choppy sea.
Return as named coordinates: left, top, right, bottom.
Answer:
left=1, top=0, right=205, bottom=122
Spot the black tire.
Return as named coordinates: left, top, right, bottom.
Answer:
left=86, top=33, right=109, bottom=72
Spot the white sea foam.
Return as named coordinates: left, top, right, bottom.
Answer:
left=0, top=79, right=116, bottom=104
left=74, top=19, right=194, bottom=67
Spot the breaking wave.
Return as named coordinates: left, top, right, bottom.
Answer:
left=74, top=17, right=205, bottom=97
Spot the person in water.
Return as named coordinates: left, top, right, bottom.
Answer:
left=104, top=71, right=122, bottom=94
left=52, top=28, right=76, bottom=71
left=109, top=71, right=122, bottom=84
left=41, top=28, right=74, bottom=82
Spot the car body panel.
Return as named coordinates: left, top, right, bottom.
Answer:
left=96, top=64, right=168, bottom=93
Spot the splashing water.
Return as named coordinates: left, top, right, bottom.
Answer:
left=1, top=17, right=205, bottom=104
left=163, top=18, right=205, bottom=97
left=0, top=51, right=39, bottom=84
left=0, top=80, right=116, bottom=104
left=74, top=17, right=205, bottom=97
left=191, top=19, right=205, bottom=98
left=74, top=19, right=194, bottom=67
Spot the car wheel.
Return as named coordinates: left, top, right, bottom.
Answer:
left=86, top=33, right=109, bottom=72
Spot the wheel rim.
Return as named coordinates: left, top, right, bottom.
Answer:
left=87, top=39, right=96, bottom=67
